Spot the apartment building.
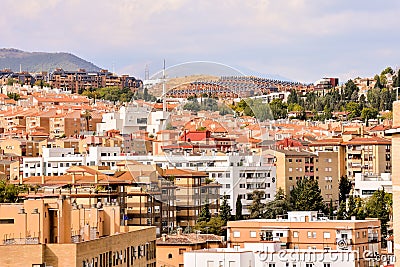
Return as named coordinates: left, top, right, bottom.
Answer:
left=49, top=68, right=142, bottom=93
left=22, top=147, right=86, bottom=178
left=116, top=161, right=177, bottom=236
left=161, top=168, right=221, bottom=228
left=184, top=247, right=358, bottom=267
left=0, top=138, right=44, bottom=157
left=385, top=100, right=400, bottom=264
left=97, top=104, right=150, bottom=135
left=353, top=173, right=392, bottom=198
left=49, top=110, right=85, bottom=138
left=156, top=229, right=223, bottom=267
left=268, top=149, right=317, bottom=194
left=0, top=197, right=156, bottom=267
left=227, top=211, right=381, bottom=267
left=343, top=136, right=391, bottom=178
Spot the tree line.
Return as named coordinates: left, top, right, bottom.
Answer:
left=229, top=67, right=400, bottom=122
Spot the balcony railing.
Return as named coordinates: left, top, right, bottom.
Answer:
left=3, top=237, right=39, bottom=245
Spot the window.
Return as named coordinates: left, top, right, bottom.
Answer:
left=179, top=248, right=186, bottom=254
left=293, top=231, right=298, bottom=238
left=288, top=167, right=293, bottom=172
left=308, top=231, right=316, bottom=238
left=0, top=219, right=14, bottom=224
left=306, top=264, right=313, bottom=267
left=250, top=231, right=257, bottom=238
left=239, top=184, right=245, bottom=188
left=226, top=184, right=230, bottom=189
left=233, top=231, right=241, bottom=238
left=323, top=264, right=331, bottom=267
left=323, top=232, right=330, bottom=239
left=168, top=253, right=172, bottom=259
left=289, top=177, right=293, bottom=180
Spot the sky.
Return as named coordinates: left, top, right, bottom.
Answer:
left=2, top=0, right=400, bottom=83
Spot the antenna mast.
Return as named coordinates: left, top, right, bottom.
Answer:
left=162, top=60, right=166, bottom=112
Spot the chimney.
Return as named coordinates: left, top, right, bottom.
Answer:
left=161, top=233, right=167, bottom=242
left=41, top=175, right=45, bottom=184
left=94, top=173, right=98, bottom=184
left=72, top=173, right=76, bottom=184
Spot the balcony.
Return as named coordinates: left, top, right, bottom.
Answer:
left=3, top=237, right=39, bottom=245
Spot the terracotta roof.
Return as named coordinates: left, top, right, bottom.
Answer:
left=308, top=138, right=343, bottom=146
left=342, top=136, right=391, bottom=145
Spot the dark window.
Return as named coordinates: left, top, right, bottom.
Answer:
left=0, top=219, right=14, bottom=224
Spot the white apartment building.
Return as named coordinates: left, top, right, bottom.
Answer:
left=96, top=104, right=150, bottom=135
left=184, top=247, right=357, bottom=267
left=96, top=102, right=171, bottom=136
left=353, top=173, right=392, bottom=198
left=22, top=147, right=86, bottom=178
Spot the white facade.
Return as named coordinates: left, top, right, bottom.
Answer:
left=96, top=104, right=150, bottom=135
left=184, top=246, right=357, bottom=267
left=353, top=173, right=392, bottom=198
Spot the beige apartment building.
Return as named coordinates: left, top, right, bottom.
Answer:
left=269, top=149, right=340, bottom=206
left=227, top=211, right=381, bottom=267
left=386, top=101, right=400, bottom=265
left=269, top=149, right=317, bottom=195
left=0, top=196, right=156, bottom=267
left=343, top=136, right=391, bottom=178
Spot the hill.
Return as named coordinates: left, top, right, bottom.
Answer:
left=0, top=48, right=101, bottom=72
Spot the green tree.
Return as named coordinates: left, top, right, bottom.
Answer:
left=219, top=194, right=232, bottom=224
left=344, top=80, right=358, bottom=100
left=289, top=178, right=327, bottom=213
left=337, top=201, right=347, bottom=220
left=183, top=99, right=201, bottom=112
left=365, top=190, right=392, bottom=242
left=218, top=104, right=234, bottom=116
left=339, top=176, right=352, bottom=204
left=287, top=89, right=299, bottom=105
left=235, top=195, right=243, bottom=220
left=248, top=190, right=266, bottom=219
left=0, top=181, right=20, bottom=203
left=263, top=188, right=290, bottom=219
left=361, top=107, right=378, bottom=126
left=345, top=102, right=361, bottom=120
left=7, top=92, right=20, bottom=101
left=82, top=110, right=92, bottom=131
left=6, top=78, right=16, bottom=86
left=198, top=202, right=211, bottom=222
left=194, top=216, right=225, bottom=236
left=269, top=99, right=288, bottom=119
left=374, top=75, right=382, bottom=89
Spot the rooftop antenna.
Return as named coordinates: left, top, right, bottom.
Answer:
left=145, top=65, right=149, bottom=80
left=19, top=64, right=22, bottom=73
left=162, top=59, right=166, bottom=112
